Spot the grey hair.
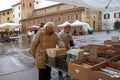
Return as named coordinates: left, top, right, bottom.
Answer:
left=44, top=22, right=55, bottom=28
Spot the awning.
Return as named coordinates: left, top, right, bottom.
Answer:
left=47, top=0, right=120, bottom=12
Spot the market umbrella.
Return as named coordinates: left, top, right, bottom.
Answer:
left=0, top=22, right=21, bottom=29
left=28, top=25, right=39, bottom=29
left=71, top=20, right=83, bottom=27
left=57, top=21, right=71, bottom=27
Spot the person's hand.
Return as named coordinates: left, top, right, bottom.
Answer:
left=67, top=36, right=72, bottom=41
left=59, top=44, right=65, bottom=48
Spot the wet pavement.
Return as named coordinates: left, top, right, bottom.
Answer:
left=73, top=30, right=120, bottom=48
left=0, top=30, right=120, bottom=80
left=0, top=35, right=38, bottom=80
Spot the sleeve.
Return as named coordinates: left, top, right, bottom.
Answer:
left=55, top=32, right=65, bottom=48
left=30, top=31, right=41, bottom=58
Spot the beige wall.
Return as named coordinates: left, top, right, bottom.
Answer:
left=34, top=4, right=75, bottom=16
left=0, top=9, right=13, bottom=24
left=21, top=4, right=102, bottom=33
left=21, top=0, right=34, bottom=19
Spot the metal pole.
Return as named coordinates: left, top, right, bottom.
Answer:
left=105, top=0, right=112, bottom=33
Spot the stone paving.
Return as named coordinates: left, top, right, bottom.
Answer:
left=0, top=30, right=120, bottom=80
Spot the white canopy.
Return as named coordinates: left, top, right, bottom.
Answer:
left=71, top=20, right=89, bottom=27
left=57, top=21, right=71, bottom=27
left=71, top=20, right=89, bottom=32
left=47, top=0, right=120, bottom=12
left=0, top=22, right=21, bottom=29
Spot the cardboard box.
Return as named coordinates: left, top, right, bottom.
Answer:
left=46, top=48, right=66, bottom=58
left=104, top=40, right=114, bottom=45
left=80, top=44, right=107, bottom=53
left=68, top=56, right=120, bottom=80
left=68, top=57, right=105, bottom=80
left=68, top=61, right=91, bottom=80
left=66, top=49, right=84, bottom=62
left=97, top=51, right=118, bottom=60
left=91, top=61, right=120, bottom=80
left=102, top=47, right=120, bottom=55
left=110, top=55, right=120, bottom=64
left=111, top=36, right=119, bottom=42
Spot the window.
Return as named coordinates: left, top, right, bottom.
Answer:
left=104, top=14, right=110, bottom=19
left=7, top=11, right=9, bottom=15
left=18, top=6, right=20, bottom=10
left=19, top=13, right=20, bottom=17
left=74, top=5, right=76, bottom=7
left=3, top=13, right=5, bottom=16
left=7, top=17, right=10, bottom=21
left=68, top=16, right=69, bottom=20
left=13, top=15, right=14, bottom=18
left=58, top=17, right=60, bottom=22
left=36, top=1, right=39, bottom=4
left=29, top=3, right=32, bottom=7
left=114, top=12, right=120, bottom=18
left=76, top=14, right=78, bottom=19
left=44, top=9, right=46, bottom=13
left=23, top=3, right=25, bottom=7
left=58, top=6, right=60, bottom=10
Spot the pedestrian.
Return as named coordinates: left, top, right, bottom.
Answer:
left=73, top=27, right=76, bottom=35
left=27, top=30, right=32, bottom=46
left=30, top=22, right=65, bottom=80
left=58, top=24, right=74, bottom=50
left=87, top=27, right=94, bottom=34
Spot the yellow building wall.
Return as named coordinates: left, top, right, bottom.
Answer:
left=0, top=9, right=13, bottom=24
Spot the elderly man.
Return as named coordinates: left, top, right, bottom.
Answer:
left=30, top=22, right=65, bottom=80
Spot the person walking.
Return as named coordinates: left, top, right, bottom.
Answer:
left=30, top=22, right=65, bottom=80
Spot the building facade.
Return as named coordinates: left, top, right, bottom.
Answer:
left=12, top=3, right=21, bottom=24
left=21, top=0, right=35, bottom=19
left=102, top=11, right=120, bottom=30
left=21, top=3, right=102, bottom=33
left=0, top=9, right=13, bottom=24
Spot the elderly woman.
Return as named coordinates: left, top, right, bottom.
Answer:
left=30, top=22, right=65, bottom=80
left=58, top=24, right=74, bottom=50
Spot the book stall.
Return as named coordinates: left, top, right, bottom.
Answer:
left=46, top=36, right=120, bottom=80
